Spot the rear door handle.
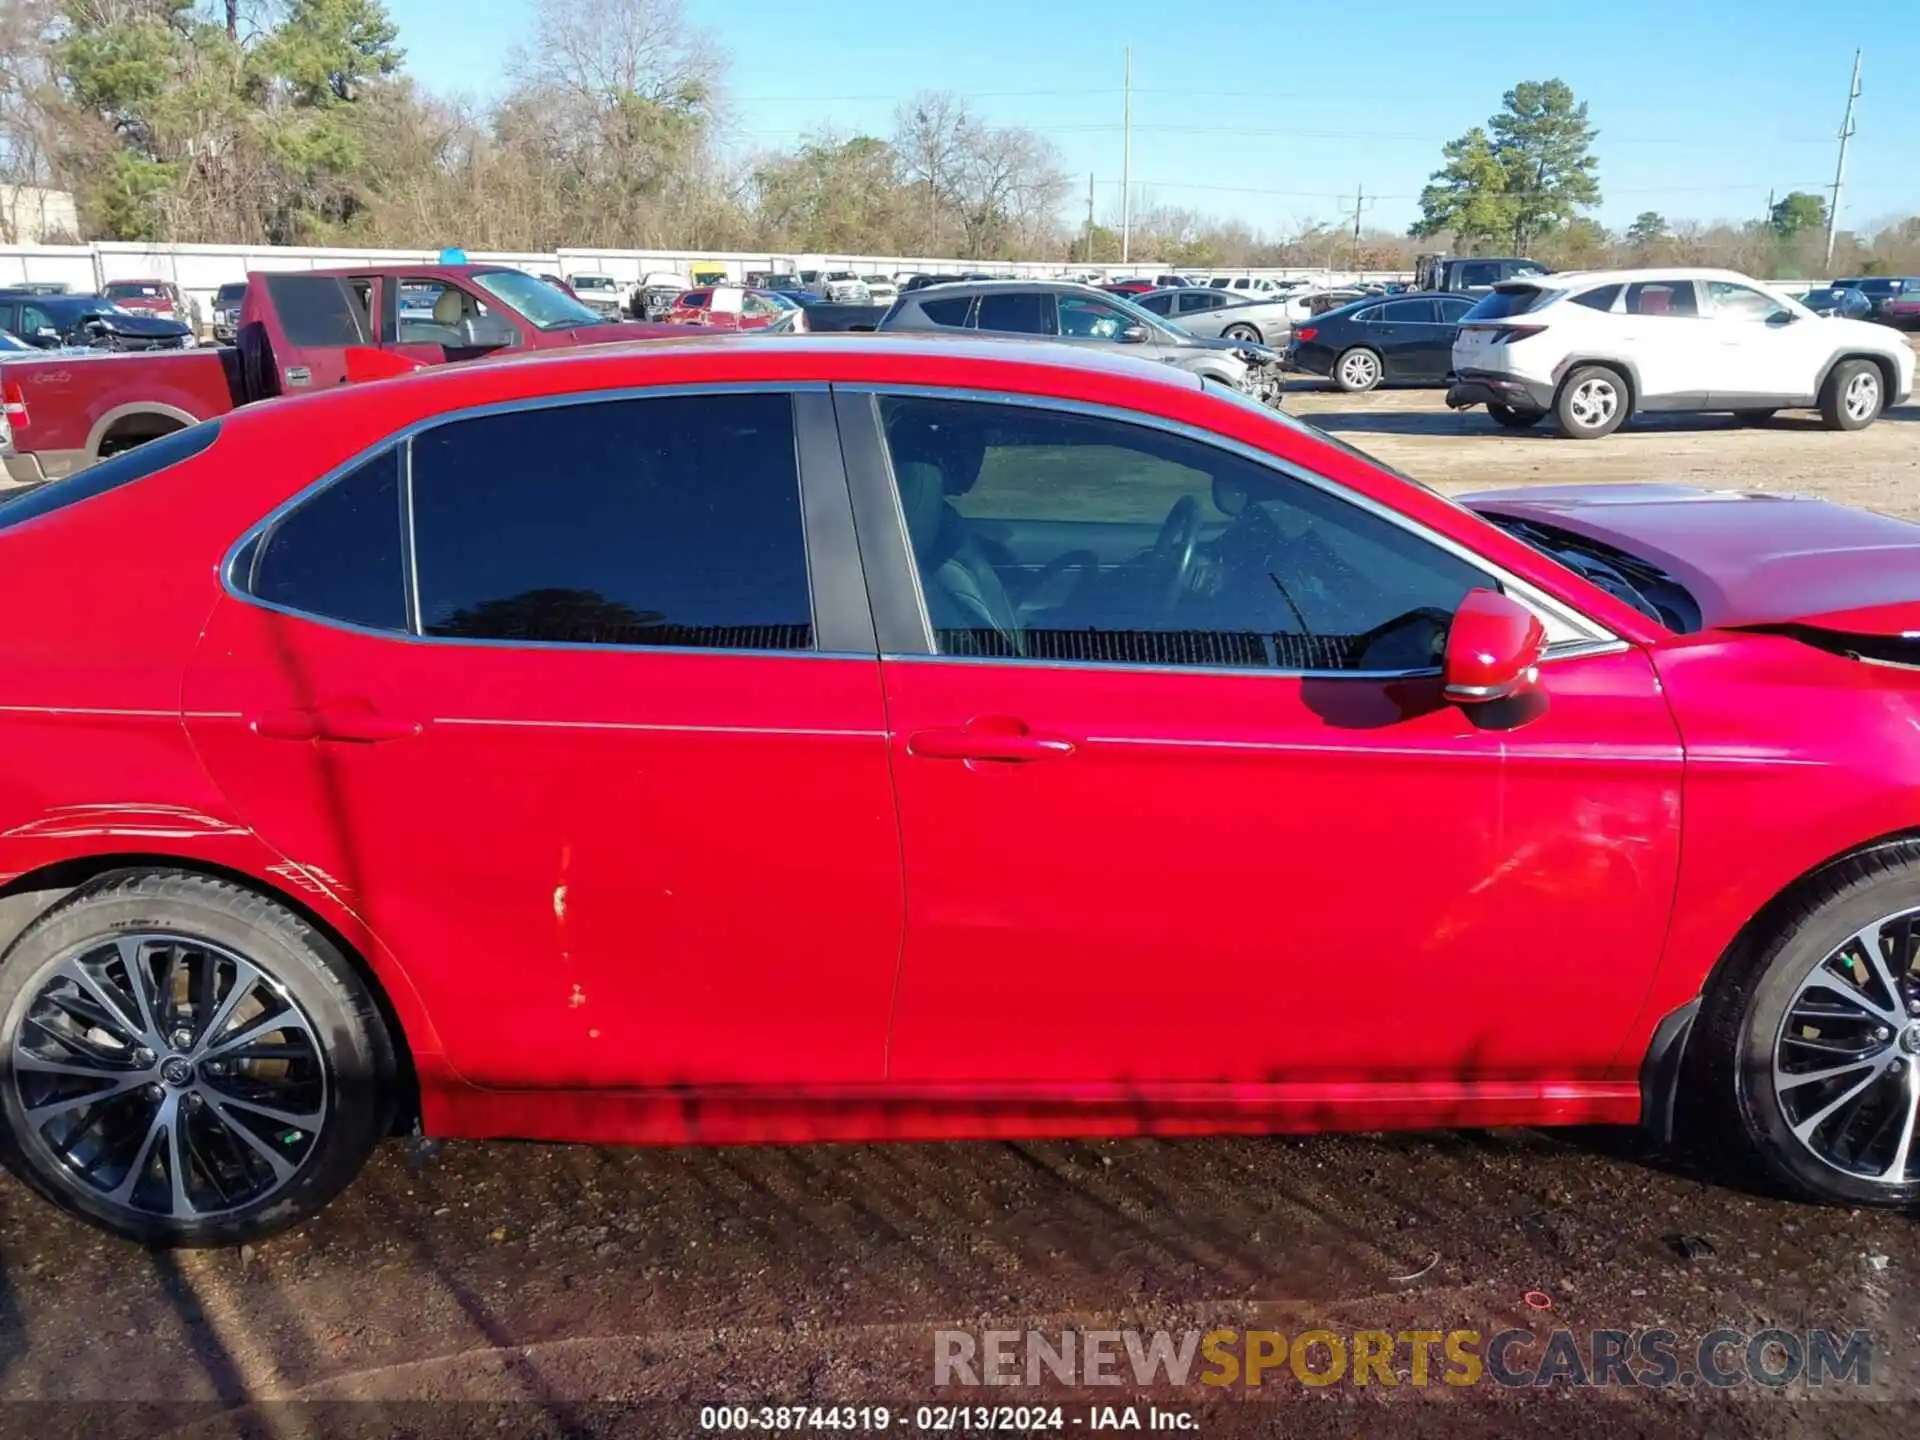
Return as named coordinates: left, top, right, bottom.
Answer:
left=907, top=720, right=1076, bottom=764
left=251, top=699, right=422, bottom=744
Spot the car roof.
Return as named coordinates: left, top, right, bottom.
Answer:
left=1509, top=266, right=1766, bottom=291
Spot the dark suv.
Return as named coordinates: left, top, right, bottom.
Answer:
left=1415, top=257, right=1551, bottom=294
left=1833, top=276, right=1920, bottom=321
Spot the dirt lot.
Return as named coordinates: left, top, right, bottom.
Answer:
left=2, top=376, right=1920, bottom=1438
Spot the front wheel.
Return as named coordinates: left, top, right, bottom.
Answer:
left=1222, top=323, right=1263, bottom=343
left=1820, top=359, right=1884, bottom=431
left=1333, top=347, right=1381, bottom=393
left=0, top=871, right=397, bottom=1245
left=1694, top=844, right=1920, bottom=1206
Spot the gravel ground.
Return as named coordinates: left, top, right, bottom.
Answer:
left=3, top=373, right=1919, bottom=1438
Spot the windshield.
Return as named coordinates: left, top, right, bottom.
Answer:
left=1857, top=278, right=1900, bottom=295
left=571, top=276, right=616, bottom=291
left=472, top=270, right=602, bottom=330
left=215, top=284, right=246, bottom=302
left=105, top=283, right=165, bottom=299
left=758, top=291, right=799, bottom=310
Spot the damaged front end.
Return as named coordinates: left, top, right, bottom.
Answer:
left=1233, top=346, right=1288, bottom=409
left=1735, top=613, right=1920, bottom=670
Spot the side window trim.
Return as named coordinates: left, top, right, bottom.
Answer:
left=222, top=381, right=875, bottom=657
left=832, top=383, right=1617, bottom=672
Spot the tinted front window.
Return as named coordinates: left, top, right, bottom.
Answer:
left=0, top=422, right=221, bottom=532
left=879, top=396, right=1491, bottom=670
left=917, top=296, right=973, bottom=327
left=976, top=291, right=1057, bottom=334
left=246, top=449, right=406, bottom=631
left=410, top=393, right=812, bottom=651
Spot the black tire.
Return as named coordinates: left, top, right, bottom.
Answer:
left=1222, top=322, right=1264, bottom=344
left=0, top=870, right=396, bottom=1245
left=1486, top=401, right=1545, bottom=430
left=1735, top=408, right=1777, bottom=426
left=1553, top=364, right=1629, bottom=438
left=1332, top=346, right=1382, bottom=394
left=1692, top=843, right=1920, bottom=1207
left=1819, top=359, right=1884, bottom=431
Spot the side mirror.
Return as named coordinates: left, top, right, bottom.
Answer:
left=1766, top=310, right=1796, bottom=326
left=1442, top=588, right=1545, bottom=705
left=1117, top=323, right=1149, bottom=344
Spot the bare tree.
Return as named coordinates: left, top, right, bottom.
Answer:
left=891, top=90, right=972, bottom=255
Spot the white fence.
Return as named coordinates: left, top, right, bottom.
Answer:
left=0, top=242, right=1413, bottom=322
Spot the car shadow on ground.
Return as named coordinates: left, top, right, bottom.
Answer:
left=1304, top=407, right=1880, bottom=439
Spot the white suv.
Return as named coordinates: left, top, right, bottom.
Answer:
left=1446, top=267, right=1914, bottom=437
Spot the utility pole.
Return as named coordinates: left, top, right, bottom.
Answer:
left=1824, top=49, right=1861, bottom=271
left=1352, top=184, right=1365, bottom=244
left=1121, top=46, right=1132, bottom=265
left=1086, top=173, right=1095, bottom=261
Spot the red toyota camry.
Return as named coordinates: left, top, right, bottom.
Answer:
left=2, top=334, right=1919, bottom=1245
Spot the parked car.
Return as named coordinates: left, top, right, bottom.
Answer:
left=211, top=282, right=248, bottom=343
left=900, top=274, right=961, bottom=294
left=666, top=287, right=804, bottom=331
left=1446, top=267, right=1914, bottom=437
left=1153, top=275, right=1193, bottom=288
left=1882, top=292, right=1920, bottom=329
left=776, top=291, right=886, bottom=332
left=1832, top=276, right=1920, bottom=321
left=0, top=292, right=194, bottom=353
left=1415, top=256, right=1551, bottom=294
left=565, top=274, right=625, bottom=321
left=861, top=276, right=899, bottom=304
left=1208, top=275, right=1285, bottom=298
left=103, top=279, right=201, bottom=334
left=630, top=272, right=693, bottom=321
left=1099, top=279, right=1156, bottom=296
left=1287, top=292, right=1477, bottom=392
left=1135, top=286, right=1292, bottom=346
left=877, top=280, right=1285, bottom=406
left=11, top=335, right=1920, bottom=1244
left=816, top=272, right=871, bottom=304
left=1793, top=284, right=1872, bottom=321
left=0, top=265, right=692, bottom=483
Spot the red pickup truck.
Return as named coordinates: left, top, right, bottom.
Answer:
left=1, top=264, right=682, bottom=482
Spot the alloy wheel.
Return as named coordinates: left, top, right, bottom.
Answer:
left=1772, top=908, right=1920, bottom=1184
left=1843, top=370, right=1881, bottom=423
left=8, top=932, right=327, bottom=1221
left=1338, top=351, right=1378, bottom=389
left=1567, top=377, right=1618, bottom=429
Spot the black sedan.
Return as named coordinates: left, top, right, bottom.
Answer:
left=0, top=292, right=194, bottom=351
left=1285, top=291, right=1474, bottom=393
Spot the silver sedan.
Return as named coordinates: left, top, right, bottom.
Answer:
left=1135, top=286, right=1294, bottom=345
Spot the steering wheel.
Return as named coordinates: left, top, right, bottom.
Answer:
left=1149, top=495, right=1204, bottom=616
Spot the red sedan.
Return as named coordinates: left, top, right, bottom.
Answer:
left=2, top=335, right=1919, bottom=1245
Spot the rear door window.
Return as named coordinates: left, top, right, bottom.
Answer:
left=1376, top=299, right=1438, bottom=323
left=261, top=274, right=373, bottom=346
left=1570, top=285, right=1621, bottom=312
left=1624, top=281, right=1699, bottom=317
left=975, top=291, right=1058, bottom=334
left=917, top=296, right=974, bottom=328
left=244, top=448, right=407, bottom=631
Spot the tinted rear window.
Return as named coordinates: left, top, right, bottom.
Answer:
left=245, top=449, right=407, bottom=631
left=262, top=273, right=372, bottom=346
left=1462, top=287, right=1545, bottom=320
left=0, top=422, right=220, bottom=531
left=1570, top=284, right=1621, bottom=312
left=918, top=296, right=973, bottom=327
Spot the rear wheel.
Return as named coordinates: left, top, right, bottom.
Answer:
left=1486, top=401, right=1545, bottom=430
left=1820, top=360, right=1884, bottom=431
left=1695, top=844, right=1920, bottom=1207
left=0, top=871, right=396, bottom=1246
left=1333, top=347, right=1382, bottom=393
left=1553, top=365, right=1628, bottom=438
left=1222, top=322, right=1263, bottom=343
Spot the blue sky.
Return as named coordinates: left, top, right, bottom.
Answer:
left=386, top=0, right=1917, bottom=241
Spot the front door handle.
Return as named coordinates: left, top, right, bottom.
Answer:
left=251, top=699, right=422, bottom=744
left=907, top=719, right=1076, bottom=764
